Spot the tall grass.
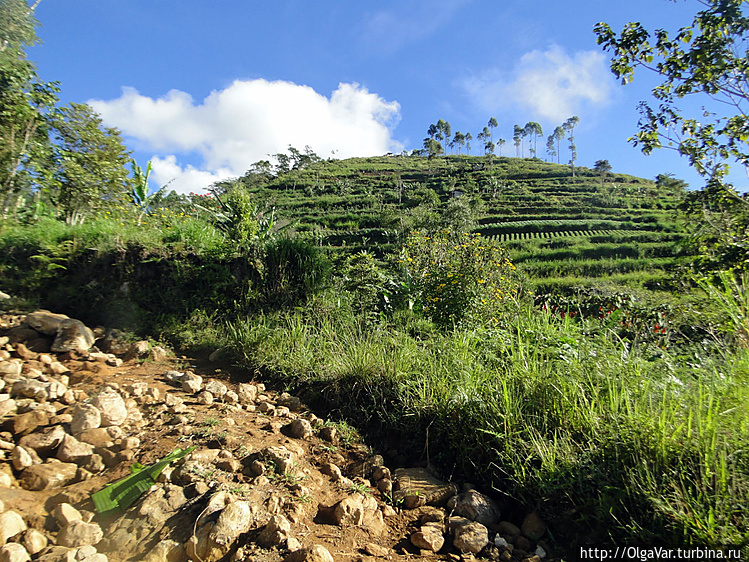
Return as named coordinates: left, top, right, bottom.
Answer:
left=224, top=289, right=749, bottom=549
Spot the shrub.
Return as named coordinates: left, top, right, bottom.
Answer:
left=399, top=231, right=520, bottom=329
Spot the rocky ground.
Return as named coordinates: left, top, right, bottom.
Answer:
left=0, top=310, right=555, bottom=562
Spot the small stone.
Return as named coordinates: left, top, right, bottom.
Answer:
left=53, top=503, right=83, bottom=527
left=453, top=521, right=489, bottom=554
left=19, top=462, right=78, bottom=490
left=0, top=542, right=30, bottom=562
left=197, top=391, right=213, bottom=405
left=204, top=381, right=227, bottom=399
left=0, top=510, right=27, bottom=543
left=257, top=514, right=291, bottom=547
left=181, top=373, right=202, bottom=394
left=411, top=522, right=445, bottom=552
left=284, top=419, right=313, bottom=439
left=11, top=446, right=36, bottom=471
left=56, top=520, right=103, bottom=548
left=89, top=391, right=127, bottom=427
left=18, top=425, right=67, bottom=455
left=520, top=511, right=547, bottom=541
left=56, top=434, right=94, bottom=464
left=9, top=410, right=48, bottom=436
left=284, top=545, right=335, bottom=562
left=236, top=384, right=257, bottom=405
left=70, top=404, right=101, bottom=434
left=22, top=528, right=48, bottom=555
left=446, top=490, right=500, bottom=526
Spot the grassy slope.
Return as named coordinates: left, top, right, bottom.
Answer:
left=239, top=154, right=687, bottom=293
left=4, top=155, right=746, bottom=553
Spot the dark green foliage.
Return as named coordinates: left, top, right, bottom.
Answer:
left=261, top=236, right=331, bottom=306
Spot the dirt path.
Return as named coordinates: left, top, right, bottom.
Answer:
left=0, top=312, right=554, bottom=562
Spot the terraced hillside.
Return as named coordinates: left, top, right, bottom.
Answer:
left=228, top=154, right=688, bottom=293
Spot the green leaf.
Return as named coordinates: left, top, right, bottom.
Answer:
left=91, top=446, right=195, bottom=517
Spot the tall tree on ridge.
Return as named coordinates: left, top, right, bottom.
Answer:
left=513, top=125, right=524, bottom=157
left=550, top=125, right=566, bottom=164
left=452, top=131, right=466, bottom=155
left=497, top=138, right=505, bottom=157
left=563, top=116, right=580, bottom=176
left=487, top=117, right=498, bottom=144
left=524, top=122, right=543, bottom=158
left=465, top=132, right=472, bottom=155
left=436, top=119, right=451, bottom=155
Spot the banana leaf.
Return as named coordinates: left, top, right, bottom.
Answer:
left=91, top=446, right=195, bottom=517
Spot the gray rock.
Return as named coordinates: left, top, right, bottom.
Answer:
left=56, top=520, right=103, bottom=548
left=0, top=399, right=16, bottom=418
left=22, top=528, right=48, bottom=555
left=452, top=521, right=489, bottom=554
left=70, top=404, right=101, bottom=435
left=283, top=545, right=334, bottom=562
left=89, top=391, right=127, bottom=427
left=10, top=380, right=46, bottom=400
left=180, top=373, right=202, bottom=394
left=284, top=419, right=313, bottom=439
left=24, top=311, right=68, bottom=336
left=236, top=384, right=257, bottom=405
left=333, top=494, right=384, bottom=533
left=0, top=542, right=31, bottom=562
left=56, top=435, right=94, bottom=465
left=18, top=425, right=67, bottom=455
left=446, top=489, right=500, bottom=526
left=204, top=381, right=226, bottom=399
left=19, top=462, right=78, bottom=491
left=411, top=521, right=445, bottom=552
left=0, top=361, right=22, bottom=377
left=0, top=510, right=27, bottom=543
left=11, top=446, right=37, bottom=471
left=257, top=514, right=291, bottom=548
left=51, top=320, right=95, bottom=353
left=394, top=467, right=456, bottom=507
left=52, top=504, right=82, bottom=527
left=196, top=391, right=213, bottom=405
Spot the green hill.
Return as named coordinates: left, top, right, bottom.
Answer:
left=222, top=153, right=688, bottom=294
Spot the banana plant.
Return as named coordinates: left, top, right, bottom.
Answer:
left=131, top=159, right=168, bottom=225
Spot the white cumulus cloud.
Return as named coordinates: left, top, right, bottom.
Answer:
left=464, top=45, right=615, bottom=122
left=89, top=80, right=401, bottom=194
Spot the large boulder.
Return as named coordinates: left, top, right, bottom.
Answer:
left=51, top=319, right=95, bottom=353
left=24, top=311, right=68, bottom=336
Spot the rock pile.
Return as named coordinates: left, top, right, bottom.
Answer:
left=0, top=310, right=553, bottom=562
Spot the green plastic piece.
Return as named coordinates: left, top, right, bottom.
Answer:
left=91, top=446, right=196, bottom=517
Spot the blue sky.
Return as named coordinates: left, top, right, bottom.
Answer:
left=28, top=0, right=747, bottom=194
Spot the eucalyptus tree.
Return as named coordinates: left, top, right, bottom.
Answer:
left=563, top=116, right=580, bottom=176
left=496, top=138, right=506, bottom=157
left=465, top=132, right=473, bottom=155
left=436, top=119, right=451, bottom=154
left=545, top=134, right=557, bottom=162
left=452, top=131, right=466, bottom=155
left=487, top=116, right=498, bottom=143
left=513, top=125, right=524, bottom=157
left=524, top=122, right=543, bottom=158
left=550, top=125, right=566, bottom=164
